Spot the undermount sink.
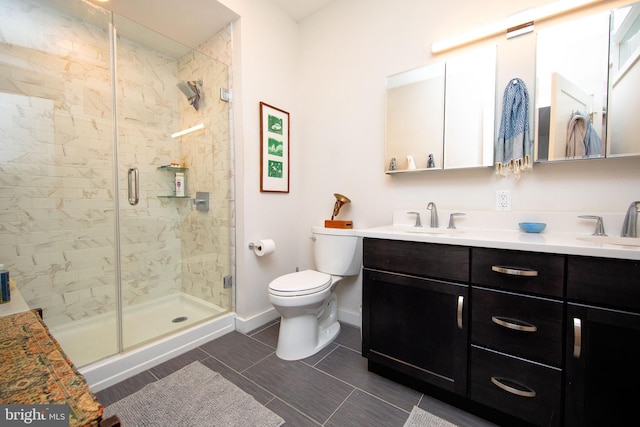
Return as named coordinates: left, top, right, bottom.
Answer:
left=577, top=236, right=640, bottom=247
left=405, top=228, right=463, bottom=235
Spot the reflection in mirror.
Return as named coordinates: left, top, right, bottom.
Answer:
left=535, top=11, right=610, bottom=161
left=608, top=2, right=640, bottom=158
left=444, top=45, right=496, bottom=169
left=385, top=62, right=445, bottom=172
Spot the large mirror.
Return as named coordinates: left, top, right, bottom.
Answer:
left=608, top=2, right=640, bottom=157
left=535, top=11, right=610, bottom=162
left=385, top=62, right=445, bottom=172
left=386, top=1, right=640, bottom=173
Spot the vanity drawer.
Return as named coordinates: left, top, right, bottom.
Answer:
left=363, top=238, right=469, bottom=282
left=471, top=287, right=563, bottom=367
left=469, top=346, right=562, bottom=427
left=471, top=248, right=564, bottom=297
left=567, top=255, right=640, bottom=311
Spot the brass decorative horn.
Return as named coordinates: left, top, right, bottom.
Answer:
left=331, top=193, right=351, bottom=220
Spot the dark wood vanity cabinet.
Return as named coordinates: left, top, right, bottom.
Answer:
left=362, top=238, right=469, bottom=395
left=564, top=256, right=640, bottom=427
left=469, top=248, right=564, bottom=427
left=363, top=238, right=640, bottom=427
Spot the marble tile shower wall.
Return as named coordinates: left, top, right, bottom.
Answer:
left=0, top=1, right=233, bottom=326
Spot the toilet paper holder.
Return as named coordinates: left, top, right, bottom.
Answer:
left=248, top=242, right=261, bottom=250
left=248, top=240, right=276, bottom=256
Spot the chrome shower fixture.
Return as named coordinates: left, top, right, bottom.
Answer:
left=176, top=80, right=203, bottom=111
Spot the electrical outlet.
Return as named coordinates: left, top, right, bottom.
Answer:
left=496, top=190, right=511, bottom=211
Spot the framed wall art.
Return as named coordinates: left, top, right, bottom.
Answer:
left=260, top=102, right=290, bottom=193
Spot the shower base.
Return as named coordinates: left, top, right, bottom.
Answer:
left=50, top=292, right=228, bottom=369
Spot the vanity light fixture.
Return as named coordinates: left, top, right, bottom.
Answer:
left=431, top=0, right=602, bottom=53
left=171, top=123, right=204, bottom=138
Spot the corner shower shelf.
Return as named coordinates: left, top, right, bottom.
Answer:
left=157, top=165, right=189, bottom=198
left=157, top=165, right=188, bottom=171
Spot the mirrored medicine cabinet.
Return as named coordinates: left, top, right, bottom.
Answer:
left=385, top=1, right=640, bottom=174
left=385, top=62, right=445, bottom=171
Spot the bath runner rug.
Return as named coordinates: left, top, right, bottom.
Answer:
left=403, top=405, right=458, bottom=427
left=103, top=361, right=284, bottom=427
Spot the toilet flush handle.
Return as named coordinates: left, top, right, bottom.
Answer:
left=310, top=236, right=316, bottom=241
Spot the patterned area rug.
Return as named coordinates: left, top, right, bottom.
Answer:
left=104, top=361, right=284, bottom=427
left=404, top=405, right=458, bottom=427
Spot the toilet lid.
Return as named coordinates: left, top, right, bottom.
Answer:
left=268, top=270, right=332, bottom=296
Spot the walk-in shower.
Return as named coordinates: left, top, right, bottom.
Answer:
left=0, top=0, right=235, bottom=374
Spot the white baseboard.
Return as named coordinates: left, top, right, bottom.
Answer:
left=235, top=306, right=361, bottom=333
left=338, top=307, right=361, bottom=329
left=235, top=307, right=280, bottom=334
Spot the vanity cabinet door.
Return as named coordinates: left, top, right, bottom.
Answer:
left=362, top=268, right=469, bottom=395
left=565, top=303, right=640, bottom=427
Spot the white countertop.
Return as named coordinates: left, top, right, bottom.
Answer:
left=357, top=225, right=640, bottom=260
left=0, top=284, right=30, bottom=317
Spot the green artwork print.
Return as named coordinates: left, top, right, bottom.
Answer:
left=268, top=114, right=283, bottom=135
left=268, top=160, right=283, bottom=178
left=268, top=137, right=283, bottom=157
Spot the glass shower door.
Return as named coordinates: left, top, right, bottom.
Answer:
left=113, top=14, right=233, bottom=350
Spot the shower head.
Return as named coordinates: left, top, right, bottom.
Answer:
left=177, top=81, right=196, bottom=98
left=176, top=80, right=202, bottom=111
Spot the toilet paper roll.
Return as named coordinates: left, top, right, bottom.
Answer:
left=254, top=239, right=276, bottom=256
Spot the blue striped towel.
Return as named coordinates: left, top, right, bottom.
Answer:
left=495, top=78, right=533, bottom=178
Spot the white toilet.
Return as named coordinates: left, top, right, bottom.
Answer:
left=268, top=226, right=362, bottom=360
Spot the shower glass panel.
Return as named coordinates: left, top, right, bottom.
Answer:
left=0, top=0, right=233, bottom=367
left=0, top=0, right=119, bottom=365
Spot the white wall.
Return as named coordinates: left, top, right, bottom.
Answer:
left=224, top=0, right=640, bottom=331
left=219, top=0, right=303, bottom=331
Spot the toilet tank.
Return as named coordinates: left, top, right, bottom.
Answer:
left=312, top=226, right=362, bottom=276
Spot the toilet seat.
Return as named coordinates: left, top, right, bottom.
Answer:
left=268, top=270, right=332, bottom=297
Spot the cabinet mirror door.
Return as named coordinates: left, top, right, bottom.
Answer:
left=444, top=45, right=496, bottom=169
left=535, top=11, right=610, bottom=162
left=385, top=62, right=445, bottom=172
left=608, top=2, right=640, bottom=158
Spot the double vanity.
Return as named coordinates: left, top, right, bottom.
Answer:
left=358, top=214, right=640, bottom=426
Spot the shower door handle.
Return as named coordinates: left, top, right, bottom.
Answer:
left=128, top=167, right=139, bottom=206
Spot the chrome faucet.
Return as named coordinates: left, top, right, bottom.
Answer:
left=427, top=202, right=438, bottom=228
left=407, top=211, right=422, bottom=227
left=621, top=201, right=640, bottom=237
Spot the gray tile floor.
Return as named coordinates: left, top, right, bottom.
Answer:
left=97, top=321, right=496, bottom=426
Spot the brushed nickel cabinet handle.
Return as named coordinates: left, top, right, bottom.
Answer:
left=491, top=265, right=538, bottom=277
left=491, top=376, right=537, bottom=398
left=491, top=316, right=538, bottom=332
left=573, top=317, right=582, bottom=358
left=457, top=296, right=464, bottom=329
